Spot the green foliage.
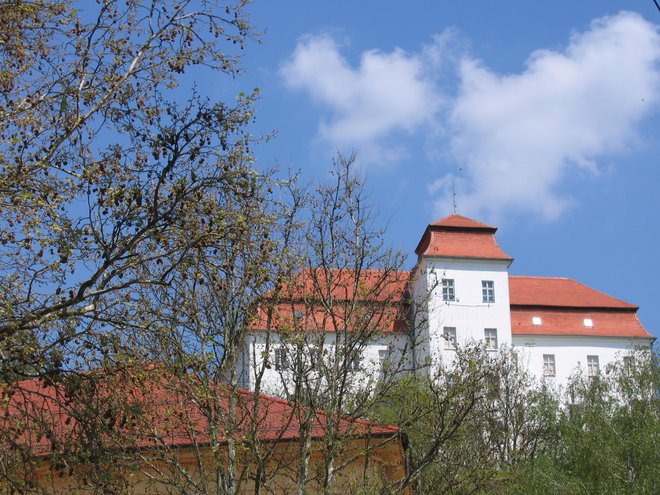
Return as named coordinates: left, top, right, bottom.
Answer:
left=510, top=350, right=659, bottom=495
left=373, top=349, right=658, bottom=495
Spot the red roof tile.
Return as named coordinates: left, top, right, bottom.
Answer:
left=3, top=373, right=401, bottom=457
left=276, top=269, right=409, bottom=303
left=511, top=308, right=653, bottom=338
left=416, top=230, right=512, bottom=260
left=415, top=215, right=512, bottom=260
left=509, top=276, right=637, bottom=309
left=251, top=269, right=411, bottom=333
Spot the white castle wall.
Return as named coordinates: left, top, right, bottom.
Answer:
left=512, top=334, right=653, bottom=387
left=240, top=331, right=410, bottom=397
left=412, top=257, right=512, bottom=374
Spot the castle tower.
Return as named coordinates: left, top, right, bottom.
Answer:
left=410, top=214, right=514, bottom=373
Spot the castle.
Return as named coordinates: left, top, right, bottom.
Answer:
left=240, top=214, right=654, bottom=393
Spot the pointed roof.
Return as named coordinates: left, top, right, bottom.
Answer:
left=415, top=214, right=512, bottom=261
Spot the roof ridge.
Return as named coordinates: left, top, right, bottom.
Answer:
left=430, top=214, right=497, bottom=230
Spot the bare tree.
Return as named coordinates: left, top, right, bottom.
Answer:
left=132, top=171, right=306, bottom=495
left=254, top=155, right=411, bottom=494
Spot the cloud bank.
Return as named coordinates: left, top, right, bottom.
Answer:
left=281, top=12, right=660, bottom=220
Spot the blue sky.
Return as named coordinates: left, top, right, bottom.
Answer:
left=220, top=1, right=660, bottom=337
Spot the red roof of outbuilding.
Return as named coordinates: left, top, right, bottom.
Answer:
left=415, top=215, right=512, bottom=261
left=3, top=373, right=401, bottom=457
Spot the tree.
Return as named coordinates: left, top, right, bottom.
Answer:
left=130, top=171, right=304, bottom=495
left=516, top=349, right=660, bottom=495
left=372, top=345, right=561, bottom=495
left=253, top=155, right=410, bottom=494
left=0, top=0, right=279, bottom=491
left=0, top=0, right=255, bottom=374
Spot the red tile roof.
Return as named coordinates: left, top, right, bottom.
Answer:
left=415, top=215, right=512, bottom=261
left=250, top=268, right=651, bottom=338
left=511, top=308, right=652, bottom=338
left=509, top=276, right=637, bottom=309
left=251, top=269, right=410, bottom=332
left=509, top=276, right=652, bottom=338
left=275, top=269, right=409, bottom=303
left=3, top=373, right=401, bottom=458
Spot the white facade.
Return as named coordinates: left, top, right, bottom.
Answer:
left=411, top=257, right=512, bottom=374
left=239, top=331, right=410, bottom=397
left=512, top=335, right=652, bottom=385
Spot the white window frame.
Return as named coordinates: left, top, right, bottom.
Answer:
left=587, top=355, right=599, bottom=377
left=482, top=280, right=495, bottom=303
left=274, top=346, right=288, bottom=371
left=484, top=328, right=498, bottom=350
left=378, top=347, right=392, bottom=371
left=442, top=279, right=455, bottom=302
left=543, top=354, right=556, bottom=377
left=443, top=327, right=457, bottom=349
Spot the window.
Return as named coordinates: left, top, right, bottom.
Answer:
left=442, top=279, right=455, bottom=301
left=482, top=280, right=495, bottom=303
left=309, top=350, right=320, bottom=369
left=543, top=354, right=556, bottom=377
left=274, top=347, right=288, bottom=371
left=348, top=353, right=361, bottom=372
left=443, top=327, right=457, bottom=349
left=587, top=355, right=599, bottom=377
left=484, top=328, right=498, bottom=350
left=378, top=347, right=392, bottom=371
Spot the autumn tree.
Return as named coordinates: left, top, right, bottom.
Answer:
left=0, top=0, right=258, bottom=371
left=129, top=172, right=305, bottom=495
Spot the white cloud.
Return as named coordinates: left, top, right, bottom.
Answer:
left=438, top=11, right=660, bottom=220
left=280, top=34, right=443, bottom=163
